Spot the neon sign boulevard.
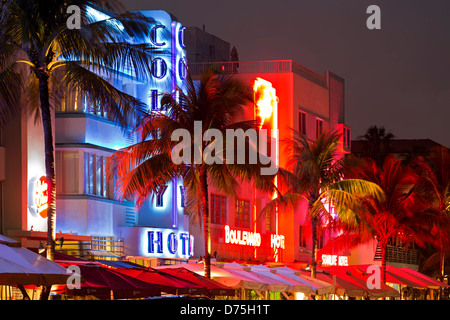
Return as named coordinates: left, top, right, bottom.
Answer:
left=224, top=225, right=285, bottom=250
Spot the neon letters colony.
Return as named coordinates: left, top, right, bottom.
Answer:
left=143, top=11, right=187, bottom=111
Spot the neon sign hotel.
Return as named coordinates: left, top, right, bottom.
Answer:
left=188, top=59, right=351, bottom=265
left=0, top=9, right=359, bottom=268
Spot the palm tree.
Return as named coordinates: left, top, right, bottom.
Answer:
left=414, top=146, right=450, bottom=284
left=0, top=0, right=158, bottom=262
left=325, top=155, right=439, bottom=283
left=108, top=70, right=276, bottom=278
left=262, top=130, right=385, bottom=278
left=358, top=125, right=395, bottom=166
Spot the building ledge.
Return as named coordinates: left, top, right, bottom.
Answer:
left=57, top=193, right=135, bottom=207
left=6, top=229, right=92, bottom=242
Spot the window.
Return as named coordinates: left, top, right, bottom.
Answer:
left=211, top=194, right=227, bottom=224
left=235, top=199, right=251, bottom=228
left=56, top=151, right=79, bottom=194
left=298, top=225, right=307, bottom=248
left=316, top=118, right=323, bottom=138
left=343, top=126, right=351, bottom=149
left=265, top=210, right=273, bottom=232
left=298, top=110, right=306, bottom=135
left=84, top=152, right=110, bottom=198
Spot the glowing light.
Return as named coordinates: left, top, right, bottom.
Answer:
left=321, top=254, right=349, bottom=266
left=145, top=228, right=194, bottom=258
left=270, top=234, right=285, bottom=249
left=35, top=176, right=48, bottom=218
left=253, top=78, right=277, bottom=129
left=224, top=225, right=261, bottom=247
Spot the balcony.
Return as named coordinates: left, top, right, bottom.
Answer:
left=188, top=60, right=328, bottom=88
left=374, top=245, right=419, bottom=266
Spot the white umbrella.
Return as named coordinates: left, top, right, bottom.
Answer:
left=222, top=263, right=291, bottom=292
left=272, top=266, right=334, bottom=295
left=0, top=244, right=69, bottom=285
left=249, top=265, right=314, bottom=294
left=156, top=263, right=267, bottom=290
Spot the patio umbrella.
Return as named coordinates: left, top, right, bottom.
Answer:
left=399, top=267, right=448, bottom=289
left=155, top=263, right=267, bottom=291
left=384, top=266, right=428, bottom=289
left=325, top=266, right=399, bottom=298
left=221, top=262, right=291, bottom=292
left=272, top=266, right=334, bottom=295
left=301, top=268, right=367, bottom=297
left=0, top=244, right=69, bottom=286
left=114, top=267, right=208, bottom=295
left=65, top=263, right=161, bottom=299
left=157, top=267, right=236, bottom=296
left=0, top=234, right=20, bottom=246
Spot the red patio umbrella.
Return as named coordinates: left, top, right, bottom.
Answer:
left=399, top=267, right=449, bottom=289
left=385, top=266, right=429, bottom=289
left=350, top=264, right=427, bottom=289
left=301, top=268, right=366, bottom=297
left=157, top=267, right=236, bottom=297
left=114, top=267, right=208, bottom=295
left=325, top=266, right=399, bottom=298
left=63, top=263, right=161, bottom=299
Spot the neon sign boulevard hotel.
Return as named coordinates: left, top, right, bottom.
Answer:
left=0, top=9, right=373, bottom=268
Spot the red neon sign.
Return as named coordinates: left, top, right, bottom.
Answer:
left=224, top=225, right=261, bottom=247
left=35, top=176, right=48, bottom=218
left=321, top=254, right=349, bottom=266
left=253, top=78, right=277, bottom=129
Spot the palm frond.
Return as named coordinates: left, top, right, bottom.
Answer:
left=0, top=61, right=22, bottom=125
left=61, top=62, right=147, bottom=128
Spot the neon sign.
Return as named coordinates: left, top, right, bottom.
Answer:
left=321, top=254, right=349, bottom=266
left=147, top=228, right=194, bottom=259
left=253, top=78, right=278, bottom=129
left=35, top=176, right=48, bottom=218
left=224, top=225, right=261, bottom=247
left=270, top=234, right=285, bottom=249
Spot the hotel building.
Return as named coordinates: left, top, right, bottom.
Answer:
left=0, top=10, right=194, bottom=267
left=188, top=60, right=352, bottom=265
left=0, top=9, right=418, bottom=271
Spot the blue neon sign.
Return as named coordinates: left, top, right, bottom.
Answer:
left=147, top=228, right=194, bottom=258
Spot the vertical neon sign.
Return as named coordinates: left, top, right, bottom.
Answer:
left=253, top=78, right=280, bottom=261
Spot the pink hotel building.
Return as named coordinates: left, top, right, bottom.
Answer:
left=188, top=59, right=356, bottom=265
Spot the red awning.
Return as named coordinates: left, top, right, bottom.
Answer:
left=301, top=268, right=366, bottom=297
left=399, top=267, right=449, bottom=289
left=325, top=266, right=399, bottom=298
left=385, top=266, right=433, bottom=289
left=114, top=267, right=209, bottom=295
left=62, top=263, right=161, bottom=299
left=157, top=267, right=236, bottom=296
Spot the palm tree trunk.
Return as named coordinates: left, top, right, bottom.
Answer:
left=199, top=167, right=211, bottom=278
left=37, top=71, right=56, bottom=300
left=311, top=216, right=318, bottom=279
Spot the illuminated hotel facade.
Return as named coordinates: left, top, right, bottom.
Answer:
left=0, top=10, right=194, bottom=266
left=188, top=60, right=353, bottom=265
left=0, top=9, right=410, bottom=271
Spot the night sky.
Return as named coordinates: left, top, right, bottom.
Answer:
left=123, top=0, right=450, bottom=147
